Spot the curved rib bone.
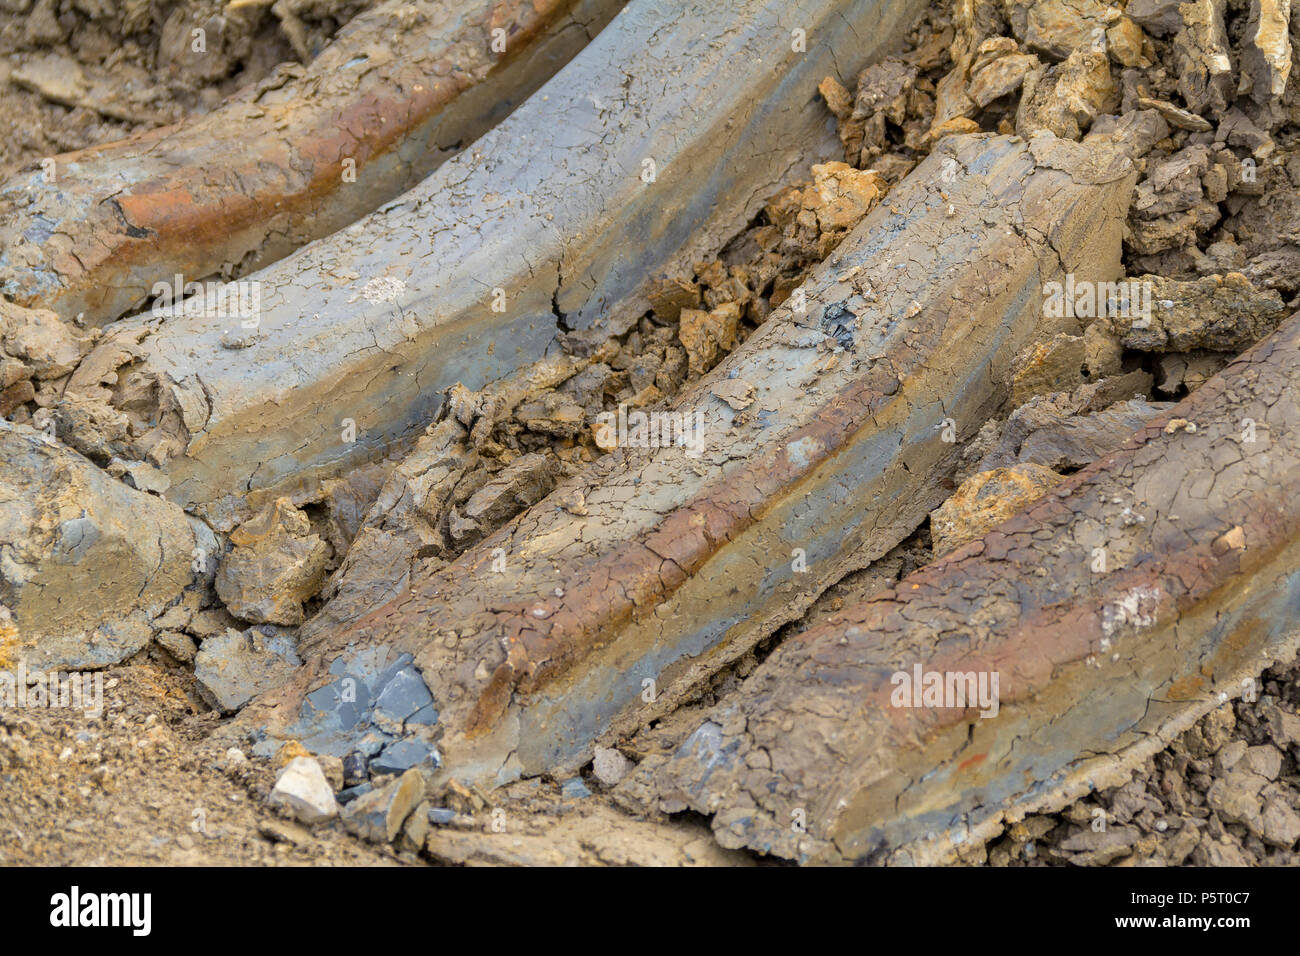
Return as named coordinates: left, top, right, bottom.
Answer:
left=248, top=131, right=1138, bottom=789
left=656, top=310, right=1300, bottom=865
left=0, top=0, right=625, bottom=327
left=57, top=0, right=925, bottom=527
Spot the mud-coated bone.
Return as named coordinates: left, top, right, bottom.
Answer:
left=249, top=132, right=1137, bottom=788
left=61, top=0, right=925, bottom=526
left=656, top=311, right=1300, bottom=865
left=0, top=0, right=625, bottom=326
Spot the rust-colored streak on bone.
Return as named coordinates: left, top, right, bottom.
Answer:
left=52, top=0, right=932, bottom=522
left=507, top=369, right=911, bottom=698
left=412, top=175, right=1037, bottom=733
left=110, top=71, right=467, bottom=257
left=799, top=474, right=1285, bottom=733
left=456, top=368, right=902, bottom=734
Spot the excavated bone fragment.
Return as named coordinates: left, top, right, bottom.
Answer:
left=0, top=0, right=626, bottom=326
left=0, top=421, right=215, bottom=669
left=656, top=311, right=1300, bottom=864
left=249, top=131, right=1138, bottom=789
left=58, top=0, right=925, bottom=526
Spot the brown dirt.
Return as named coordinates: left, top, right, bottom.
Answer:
left=0, top=645, right=745, bottom=866
left=0, top=652, right=400, bottom=864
